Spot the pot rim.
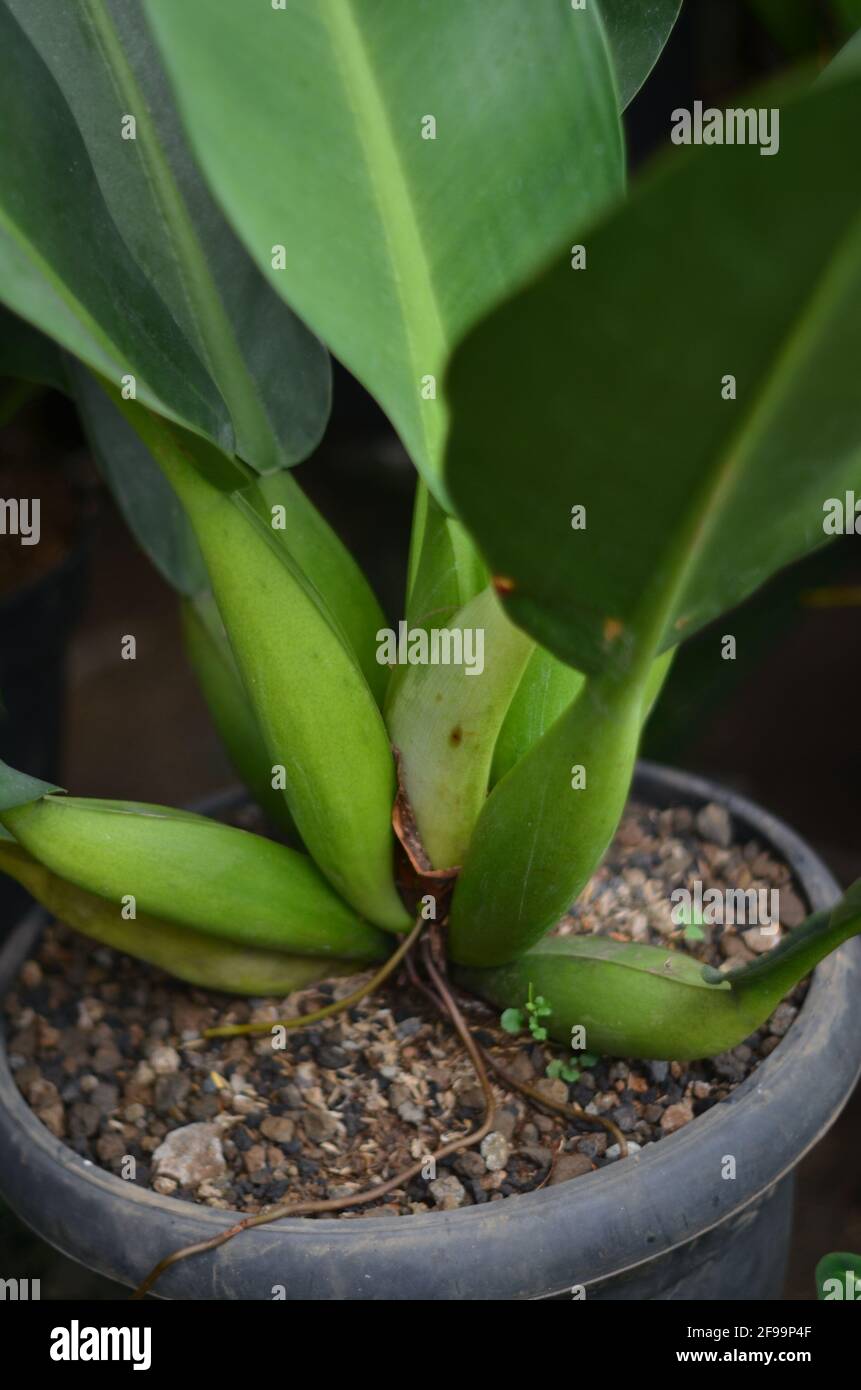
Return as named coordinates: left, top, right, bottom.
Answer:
left=1, top=762, right=859, bottom=1300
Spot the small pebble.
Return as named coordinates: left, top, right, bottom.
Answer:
left=480, top=1131, right=510, bottom=1172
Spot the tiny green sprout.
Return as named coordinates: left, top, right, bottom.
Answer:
left=546, top=1058, right=581, bottom=1084
left=677, top=902, right=706, bottom=943
left=500, top=1007, right=525, bottom=1035
left=525, top=983, right=552, bottom=1041
left=546, top=1047, right=599, bottom=1084
left=499, top=983, right=552, bottom=1041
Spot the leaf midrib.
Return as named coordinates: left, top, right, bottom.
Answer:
left=631, top=196, right=861, bottom=672
left=79, top=0, right=276, bottom=468
left=320, top=0, right=448, bottom=480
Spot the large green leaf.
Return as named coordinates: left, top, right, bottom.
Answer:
left=147, top=0, right=625, bottom=506
left=599, top=0, right=682, bottom=107
left=0, top=0, right=330, bottom=471
left=445, top=71, right=861, bottom=680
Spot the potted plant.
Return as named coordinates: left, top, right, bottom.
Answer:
left=0, top=0, right=860, bottom=1300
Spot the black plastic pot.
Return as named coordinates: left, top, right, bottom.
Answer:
left=0, top=763, right=859, bottom=1300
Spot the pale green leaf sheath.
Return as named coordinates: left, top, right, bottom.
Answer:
left=0, top=792, right=388, bottom=962
left=490, top=649, right=585, bottom=789
left=180, top=593, right=298, bottom=838
left=146, top=0, right=624, bottom=504
left=387, top=586, right=533, bottom=869
left=135, top=414, right=410, bottom=932
left=448, top=672, right=645, bottom=968
left=254, top=470, right=388, bottom=705
left=0, top=838, right=361, bottom=996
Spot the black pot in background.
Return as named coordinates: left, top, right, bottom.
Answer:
left=0, top=538, right=88, bottom=932
left=0, top=764, right=859, bottom=1300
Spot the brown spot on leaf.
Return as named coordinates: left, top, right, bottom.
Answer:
left=449, top=725, right=463, bottom=747
left=603, top=617, right=623, bottom=642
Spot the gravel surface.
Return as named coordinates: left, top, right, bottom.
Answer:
left=3, top=800, right=807, bottom=1218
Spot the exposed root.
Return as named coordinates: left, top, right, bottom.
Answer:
left=201, top=917, right=425, bottom=1040
left=478, top=1047, right=628, bottom=1157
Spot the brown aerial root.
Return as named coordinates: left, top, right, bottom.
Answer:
left=131, top=919, right=495, bottom=1300
left=409, top=961, right=628, bottom=1158
left=201, top=916, right=425, bottom=1040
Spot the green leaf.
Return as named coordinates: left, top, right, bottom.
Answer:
left=127, top=406, right=410, bottom=933
left=0, top=837, right=361, bottom=997
left=446, top=71, right=861, bottom=680
left=499, top=1007, right=525, bottom=1035
left=0, top=785, right=390, bottom=961
left=69, top=361, right=208, bottom=597
left=180, top=593, right=298, bottom=838
left=598, top=0, right=682, bottom=107
left=386, top=585, right=533, bottom=868
left=0, top=758, right=62, bottom=812
left=146, top=0, right=624, bottom=505
left=491, top=649, right=586, bottom=788
left=449, top=673, right=644, bottom=967
left=254, top=470, right=389, bottom=706
left=0, top=0, right=330, bottom=470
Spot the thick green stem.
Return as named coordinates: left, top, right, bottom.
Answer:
left=449, top=669, right=645, bottom=967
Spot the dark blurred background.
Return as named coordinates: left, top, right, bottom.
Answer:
left=1, top=0, right=859, bottom=1299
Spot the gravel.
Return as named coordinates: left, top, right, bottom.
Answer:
left=4, top=800, right=808, bottom=1219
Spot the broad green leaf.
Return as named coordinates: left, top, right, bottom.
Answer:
left=599, top=0, right=682, bottom=107
left=0, top=0, right=330, bottom=471
left=446, top=72, right=861, bottom=680
left=146, top=0, right=624, bottom=506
